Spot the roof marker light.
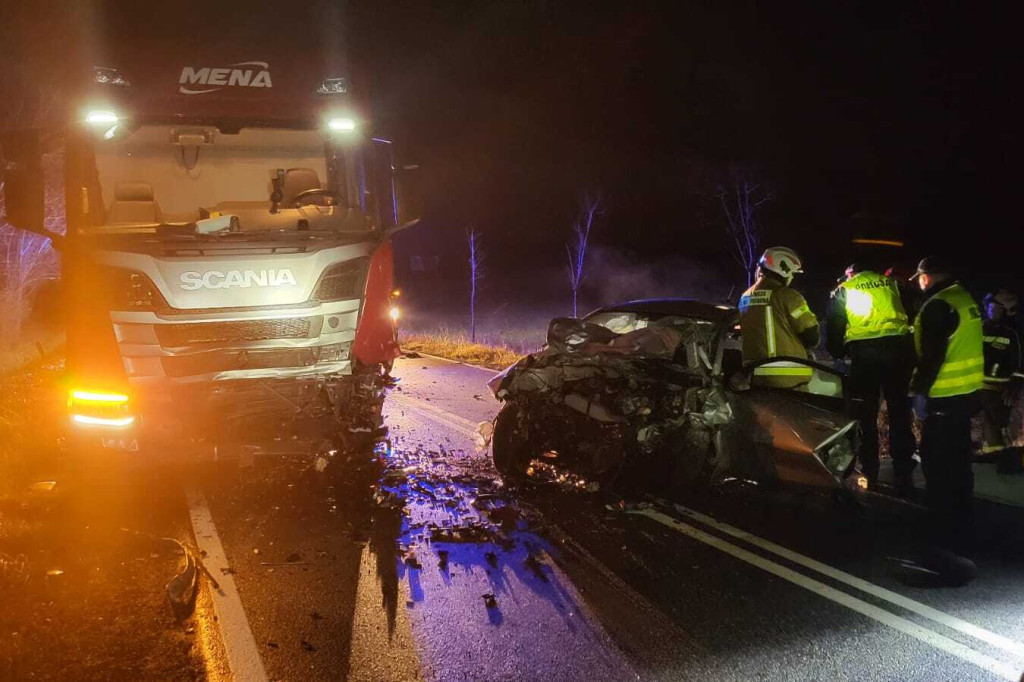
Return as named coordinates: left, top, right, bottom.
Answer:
left=327, top=117, right=357, bottom=132
left=93, top=66, right=131, bottom=87
left=85, top=110, right=119, bottom=125
left=317, top=78, right=350, bottom=95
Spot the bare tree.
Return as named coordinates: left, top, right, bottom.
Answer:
left=467, top=228, right=484, bottom=343
left=717, top=169, right=772, bottom=287
left=565, top=191, right=602, bottom=317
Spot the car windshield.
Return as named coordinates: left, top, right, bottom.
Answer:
left=585, top=310, right=714, bottom=334
left=82, top=124, right=374, bottom=236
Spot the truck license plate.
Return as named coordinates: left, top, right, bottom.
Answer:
left=102, top=437, right=139, bottom=451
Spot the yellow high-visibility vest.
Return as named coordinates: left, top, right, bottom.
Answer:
left=914, top=284, right=984, bottom=398
left=839, top=271, right=909, bottom=343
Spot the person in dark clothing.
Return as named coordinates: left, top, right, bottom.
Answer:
left=826, top=263, right=915, bottom=493
left=909, top=257, right=984, bottom=549
left=980, top=289, right=1024, bottom=472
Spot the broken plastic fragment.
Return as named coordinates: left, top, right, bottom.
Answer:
left=474, top=421, right=495, bottom=452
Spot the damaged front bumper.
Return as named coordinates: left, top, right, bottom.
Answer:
left=487, top=315, right=857, bottom=493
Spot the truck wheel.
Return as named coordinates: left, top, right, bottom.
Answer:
left=492, top=402, right=535, bottom=483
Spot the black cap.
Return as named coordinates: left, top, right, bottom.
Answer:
left=909, top=255, right=950, bottom=280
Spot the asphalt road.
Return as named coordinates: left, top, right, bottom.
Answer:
left=183, top=354, right=1024, bottom=682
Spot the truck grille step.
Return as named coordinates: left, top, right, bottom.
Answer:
left=161, top=347, right=322, bottom=378
left=156, top=317, right=320, bottom=347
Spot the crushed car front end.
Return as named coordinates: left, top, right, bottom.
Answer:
left=487, top=302, right=858, bottom=496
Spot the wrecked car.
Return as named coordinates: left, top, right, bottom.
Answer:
left=486, top=299, right=858, bottom=496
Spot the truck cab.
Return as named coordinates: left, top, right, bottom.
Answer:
left=1, top=25, right=417, bottom=458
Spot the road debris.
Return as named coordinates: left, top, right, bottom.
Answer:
left=524, top=554, right=549, bottom=583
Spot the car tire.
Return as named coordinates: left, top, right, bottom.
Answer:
left=492, top=402, right=534, bottom=483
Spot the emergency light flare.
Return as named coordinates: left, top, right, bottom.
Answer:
left=389, top=306, right=401, bottom=321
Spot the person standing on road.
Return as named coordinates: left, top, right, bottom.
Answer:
left=826, top=262, right=916, bottom=493
left=909, top=256, right=984, bottom=546
left=739, top=247, right=820, bottom=389
left=980, top=289, right=1024, bottom=470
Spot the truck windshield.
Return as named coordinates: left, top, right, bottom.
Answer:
left=83, top=124, right=374, bottom=236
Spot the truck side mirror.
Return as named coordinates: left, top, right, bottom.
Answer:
left=371, top=138, right=420, bottom=233
left=394, top=163, right=422, bottom=229
left=1, top=130, right=46, bottom=235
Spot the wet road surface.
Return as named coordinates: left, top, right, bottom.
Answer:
left=187, top=354, right=1024, bottom=681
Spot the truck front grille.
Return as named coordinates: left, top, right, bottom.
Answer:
left=155, top=317, right=320, bottom=347
left=161, top=347, right=322, bottom=378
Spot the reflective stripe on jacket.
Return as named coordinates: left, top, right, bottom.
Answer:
left=838, top=271, right=909, bottom=343
left=982, top=319, right=1023, bottom=389
left=739, top=276, right=818, bottom=388
left=914, top=284, right=984, bottom=398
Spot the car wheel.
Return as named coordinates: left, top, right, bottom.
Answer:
left=492, top=402, right=535, bottom=483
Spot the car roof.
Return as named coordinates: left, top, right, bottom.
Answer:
left=584, top=298, right=737, bottom=321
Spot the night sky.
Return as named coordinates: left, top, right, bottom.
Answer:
left=4, top=1, right=1021, bottom=309
left=343, top=1, right=1022, bottom=299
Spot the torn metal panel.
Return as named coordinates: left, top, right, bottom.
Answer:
left=489, top=303, right=859, bottom=494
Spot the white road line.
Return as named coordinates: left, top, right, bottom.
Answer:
left=400, top=350, right=501, bottom=373
left=389, top=392, right=482, bottom=436
left=185, top=488, right=269, bottom=682
left=671, top=503, right=1024, bottom=661
left=395, top=391, right=1024, bottom=675
left=634, top=509, right=1021, bottom=682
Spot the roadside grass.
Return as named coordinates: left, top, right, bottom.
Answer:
left=400, top=333, right=527, bottom=370
left=0, top=352, right=64, bottom=499
left=0, top=328, right=64, bottom=377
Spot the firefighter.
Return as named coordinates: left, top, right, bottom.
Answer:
left=980, top=289, right=1023, bottom=470
left=739, top=247, right=820, bottom=388
left=826, top=262, right=915, bottom=492
left=909, top=256, right=984, bottom=545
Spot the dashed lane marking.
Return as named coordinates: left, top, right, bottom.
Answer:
left=185, top=487, right=269, bottom=682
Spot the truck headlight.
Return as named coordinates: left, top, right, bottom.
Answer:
left=312, top=258, right=368, bottom=302
left=98, top=267, right=168, bottom=311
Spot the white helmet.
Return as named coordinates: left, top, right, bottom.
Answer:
left=758, top=247, right=804, bottom=284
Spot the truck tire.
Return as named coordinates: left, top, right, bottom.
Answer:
left=491, top=402, right=534, bottom=483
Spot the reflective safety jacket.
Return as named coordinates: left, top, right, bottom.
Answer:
left=739, top=274, right=820, bottom=388
left=913, top=283, right=984, bottom=398
left=832, top=271, right=909, bottom=344
left=982, top=318, right=1023, bottom=389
